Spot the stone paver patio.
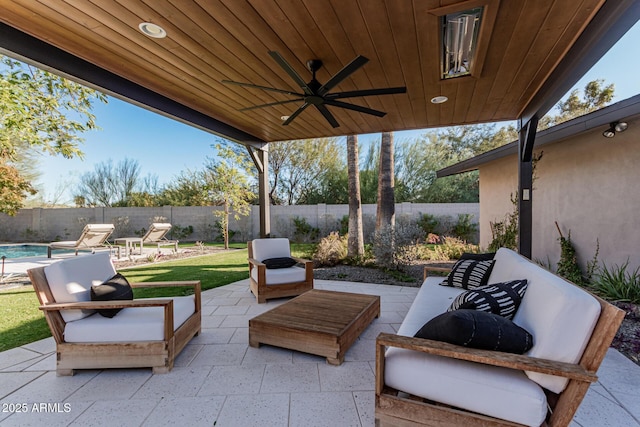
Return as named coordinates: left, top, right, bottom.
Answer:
left=1, top=278, right=639, bottom=426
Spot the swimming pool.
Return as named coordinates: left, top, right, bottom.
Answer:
left=0, top=244, right=50, bottom=259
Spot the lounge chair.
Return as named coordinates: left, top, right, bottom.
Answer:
left=142, top=223, right=179, bottom=252
left=48, top=224, right=115, bottom=258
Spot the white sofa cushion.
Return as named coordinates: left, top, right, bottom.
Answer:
left=499, top=250, right=601, bottom=393
left=64, top=295, right=195, bottom=342
left=388, top=277, right=547, bottom=427
left=385, top=348, right=547, bottom=427
left=44, top=252, right=117, bottom=322
left=251, top=238, right=291, bottom=262
left=251, top=265, right=307, bottom=285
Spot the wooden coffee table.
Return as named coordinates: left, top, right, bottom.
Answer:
left=249, top=289, right=380, bottom=365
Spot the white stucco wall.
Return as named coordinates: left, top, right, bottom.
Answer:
left=479, top=116, right=640, bottom=272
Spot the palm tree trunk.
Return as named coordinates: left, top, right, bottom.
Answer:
left=347, top=135, right=364, bottom=257
left=376, top=132, right=395, bottom=231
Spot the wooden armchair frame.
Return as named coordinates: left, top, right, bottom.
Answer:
left=247, top=240, right=314, bottom=303
left=27, top=267, right=201, bottom=376
left=375, top=266, right=625, bottom=427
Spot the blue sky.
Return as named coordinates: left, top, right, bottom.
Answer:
left=35, top=21, right=640, bottom=204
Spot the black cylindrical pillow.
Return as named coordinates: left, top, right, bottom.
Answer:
left=90, top=273, right=133, bottom=318
left=414, top=309, right=534, bottom=354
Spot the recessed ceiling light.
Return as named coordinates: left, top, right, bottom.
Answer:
left=138, top=22, right=166, bottom=39
left=280, top=115, right=290, bottom=121
left=431, top=96, right=448, bottom=104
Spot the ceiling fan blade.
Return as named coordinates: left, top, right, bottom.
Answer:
left=325, top=99, right=386, bottom=117
left=319, top=55, right=369, bottom=96
left=327, top=86, right=407, bottom=99
left=315, top=104, right=340, bottom=128
left=222, top=80, right=304, bottom=97
left=282, top=102, right=310, bottom=126
left=239, top=99, right=303, bottom=112
left=268, top=51, right=314, bottom=95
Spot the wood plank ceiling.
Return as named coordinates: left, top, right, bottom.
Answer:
left=0, top=0, right=607, bottom=143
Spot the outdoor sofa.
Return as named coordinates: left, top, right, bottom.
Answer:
left=376, top=247, right=624, bottom=426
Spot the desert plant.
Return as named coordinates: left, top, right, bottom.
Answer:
left=425, top=237, right=479, bottom=261
left=172, top=224, right=194, bottom=240
left=373, top=223, right=424, bottom=270
left=488, top=193, right=518, bottom=251
left=339, top=215, right=349, bottom=236
left=591, top=260, right=640, bottom=304
left=555, top=222, right=584, bottom=285
left=417, top=213, right=439, bottom=236
left=452, top=213, right=478, bottom=243
left=314, top=232, right=347, bottom=266
left=292, top=216, right=319, bottom=243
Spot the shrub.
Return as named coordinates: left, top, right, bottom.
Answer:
left=592, top=260, right=640, bottom=304
left=292, top=217, right=320, bottom=243
left=424, top=237, right=479, bottom=261
left=488, top=194, right=518, bottom=251
left=417, top=213, right=439, bottom=235
left=339, top=215, right=349, bottom=236
left=373, top=223, right=424, bottom=270
left=452, top=213, right=478, bottom=243
left=314, top=232, right=347, bottom=266
left=172, top=224, right=194, bottom=240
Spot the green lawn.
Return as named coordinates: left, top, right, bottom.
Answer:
left=0, top=246, right=252, bottom=352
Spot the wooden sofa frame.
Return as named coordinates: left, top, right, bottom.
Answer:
left=247, top=240, right=314, bottom=303
left=27, top=266, right=201, bottom=376
left=375, top=266, right=625, bottom=427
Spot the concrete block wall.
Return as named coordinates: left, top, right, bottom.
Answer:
left=0, top=203, right=478, bottom=243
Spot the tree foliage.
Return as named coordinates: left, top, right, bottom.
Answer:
left=205, top=142, right=254, bottom=249
left=0, top=55, right=107, bottom=213
left=74, top=158, right=159, bottom=207
left=268, top=138, right=345, bottom=205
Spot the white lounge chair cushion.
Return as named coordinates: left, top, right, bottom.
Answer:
left=387, top=276, right=547, bottom=427
left=251, top=238, right=291, bottom=262
left=44, top=252, right=116, bottom=322
left=64, top=295, right=195, bottom=342
left=490, top=249, right=602, bottom=393
left=251, top=265, right=307, bottom=285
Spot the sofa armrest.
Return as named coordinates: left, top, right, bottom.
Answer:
left=376, top=332, right=597, bottom=383
left=423, top=266, right=452, bottom=281
left=130, top=280, right=200, bottom=289
left=39, top=299, right=173, bottom=311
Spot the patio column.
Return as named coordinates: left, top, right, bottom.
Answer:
left=248, top=146, right=271, bottom=238
left=517, top=117, right=538, bottom=259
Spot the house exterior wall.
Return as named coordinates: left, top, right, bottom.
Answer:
left=479, top=118, right=640, bottom=271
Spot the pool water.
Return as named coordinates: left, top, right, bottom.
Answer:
left=0, top=244, right=49, bottom=259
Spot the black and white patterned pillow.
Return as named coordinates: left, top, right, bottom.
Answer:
left=448, top=279, right=528, bottom=320
left=441, top=259, right=495, bottom=289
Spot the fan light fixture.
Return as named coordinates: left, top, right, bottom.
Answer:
left=139, top=22, right=166, bottom=39
left=441, top=7, right=483, bottom=79
left=603, top=121, right=628, bottom=138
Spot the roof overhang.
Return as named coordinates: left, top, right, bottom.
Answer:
left=437, top=93, right=640, bottom=177
left=0, top=0, right=637, bottom=144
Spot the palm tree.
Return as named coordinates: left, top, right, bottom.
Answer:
left=347, top=135, right=364, bottom=257
left=376, top=132, right=395, bottom=230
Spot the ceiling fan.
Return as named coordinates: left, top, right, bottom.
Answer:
left=222, top=51, right=407, bottom=128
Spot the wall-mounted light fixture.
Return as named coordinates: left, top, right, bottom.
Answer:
left=603, top=121, right=628, bottom=138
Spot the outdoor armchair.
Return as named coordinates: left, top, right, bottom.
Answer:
left=247, top=238, right=313, bottom=303
left=28, top=252, right=201, bottom=375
